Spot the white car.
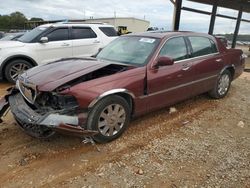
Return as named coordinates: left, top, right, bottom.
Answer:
left=0, top=23, right=118, bottom=83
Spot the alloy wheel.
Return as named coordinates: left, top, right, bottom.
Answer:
left=10, top=63, right=30, bottom=81
left=218, top=74, right=230, bottom=96
left=98, top=104, right=126, bottom=137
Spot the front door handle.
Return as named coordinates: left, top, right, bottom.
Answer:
left=216, top=58, right=223, bottom=63
left=182, top=64, right=191, bottom=71
left=93, top=40, right=101, bottom=44
left=61, top=43, right=70, bottom=47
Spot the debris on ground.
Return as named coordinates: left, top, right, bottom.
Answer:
left=169, top=107, right=177, bottom=114
left=237, top=121, right=245, bottom=128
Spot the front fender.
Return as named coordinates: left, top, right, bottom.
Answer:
left=88, top=88, right=135, bottom=108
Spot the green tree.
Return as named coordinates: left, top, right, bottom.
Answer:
left=30, top=17, right=44, bottom=22
left=0, top=11, right=28, bottom=31
left=9, top=11, right=27, bottom=29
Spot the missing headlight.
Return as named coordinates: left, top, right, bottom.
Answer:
left=35, top=92, right=79, bottom=111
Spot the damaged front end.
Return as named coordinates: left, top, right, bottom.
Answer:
left=0, top=80, right=97, bottom=138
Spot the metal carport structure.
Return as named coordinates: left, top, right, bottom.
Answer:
left=171, top=0, right=250, bottom=48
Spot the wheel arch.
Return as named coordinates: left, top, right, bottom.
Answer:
left=1, top=55, right=38, bottom=79
left=220, top=65, right=235, bottom=80
left=88, top=88, right=135, bottom=115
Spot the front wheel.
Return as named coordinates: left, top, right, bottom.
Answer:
left=5, top=59, right=33, bottom=83
left=87, top=95, right=131, bottom=143
left=209, top=70, right=232, bottom=99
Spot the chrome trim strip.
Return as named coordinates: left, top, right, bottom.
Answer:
left=139, top=74, right=218, bottom=99
left=16, top=79, right=37, bottom=104
left=17, top=80, right=33, bottom=104
left=174, top=52, right=220, bottom=64
left=88, top=88, right=135, bottom=108
left=39, top=114, right=79, bottom=127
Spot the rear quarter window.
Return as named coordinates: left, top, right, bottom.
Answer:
left=99, top=27, right=118, bottom=37
left=189, top=36, right=217, bottom=57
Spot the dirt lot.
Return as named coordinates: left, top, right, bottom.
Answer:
left=0, top=72, right=250, bottom=188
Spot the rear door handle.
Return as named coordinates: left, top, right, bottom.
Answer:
left=61, top=43, right=70, bottom=47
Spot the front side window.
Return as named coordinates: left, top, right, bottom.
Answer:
left=72, top=27, right=97, bottom=39
left=46, top=28, right=69, bottom=42
left=189, top=36, right=216, bottom=57
left=159, top=37, right=188, bottom=61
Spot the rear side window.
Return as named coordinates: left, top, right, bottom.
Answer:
left=46, top=28, right=69, bottom=42
left=72, top=27, right=97, bottom=39
left=99, top=27, right=118, bottom=37
left=159, top=37, right=188, bottom=61
left=188, top=36, right=217, bottom=57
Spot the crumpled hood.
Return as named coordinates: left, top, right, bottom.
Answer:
left=0, top=41, right=25, bottom=48
left=19, top=58, right=111, bottom=91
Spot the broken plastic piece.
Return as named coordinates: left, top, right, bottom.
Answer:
left=82, top=136, right=100, bottom=152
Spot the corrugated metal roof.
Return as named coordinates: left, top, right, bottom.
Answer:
left=188, top=0, right=250, bottom=13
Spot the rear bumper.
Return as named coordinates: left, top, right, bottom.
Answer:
left=0, top=91, right=97, bottom=137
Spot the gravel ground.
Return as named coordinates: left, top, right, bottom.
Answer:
left=0, top=73, right=249, bottom=188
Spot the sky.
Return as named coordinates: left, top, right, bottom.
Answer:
left=0, top=0, right=249, bottom=34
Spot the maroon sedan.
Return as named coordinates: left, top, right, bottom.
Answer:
left=0, top=31, right=245, bottom=143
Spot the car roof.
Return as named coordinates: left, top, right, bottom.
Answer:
left=127, top=31, right=215, bottom=40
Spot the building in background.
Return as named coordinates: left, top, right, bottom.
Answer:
left=25, top=17, right=150, bottom=34
left=85, top=17, right=150, bottom=33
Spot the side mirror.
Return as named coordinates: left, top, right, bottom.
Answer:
left=154, top=56, right=174, bottom=68
left=40, top=37, right=48, bottom=43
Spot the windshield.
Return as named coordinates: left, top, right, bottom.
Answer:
left=18, top=26, right=48, bottom=43
left=97, top=36, right=160, bottom=66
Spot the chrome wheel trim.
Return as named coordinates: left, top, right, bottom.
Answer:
left=218, top=74, right=230, bottom=96
left=98, top=104, right=126, bottom=137
left=10, top=63, right=30, bottom=81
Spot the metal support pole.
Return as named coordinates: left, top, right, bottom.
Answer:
left=208, top=1, right=218, bottom=35
left=173, top=0, right=182, bottom=31
left=232, top=8, right=243, bottom=48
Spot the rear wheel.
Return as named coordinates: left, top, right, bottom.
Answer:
left=5, top=59, right=33, bottom=83
left=209, top=70, right=232, bottom=99
left=87, top=95, right=131, bottom=143
left=14, top=117, right=55, bottom=139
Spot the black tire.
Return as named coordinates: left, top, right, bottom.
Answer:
left=209, top=70, right=232, bottom=99
left=14, top=117, right=55, bottom=139
left=87, top=95, right=131, bottom=143
left=5, top=59, right=33, bottom=83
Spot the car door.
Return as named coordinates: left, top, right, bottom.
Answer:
left=186, top=36, right=224, bottom=95
left=33, top=27, right=72, bottom=64
left=146, top=36, right=195, bottom=111
left=71, top=27, right=101, bottom=57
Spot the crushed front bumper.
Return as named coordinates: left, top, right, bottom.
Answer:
left=0, top=89, right=97, bottom=137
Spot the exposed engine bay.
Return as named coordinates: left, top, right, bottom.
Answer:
left=58, top=64, right=131, bottom=90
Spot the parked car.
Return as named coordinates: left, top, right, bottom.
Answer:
left=0, top=32, right=25, bottom=41
left=0, top=31, right=245, bottom=143
left=0, top=23, right=118, bottom=83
